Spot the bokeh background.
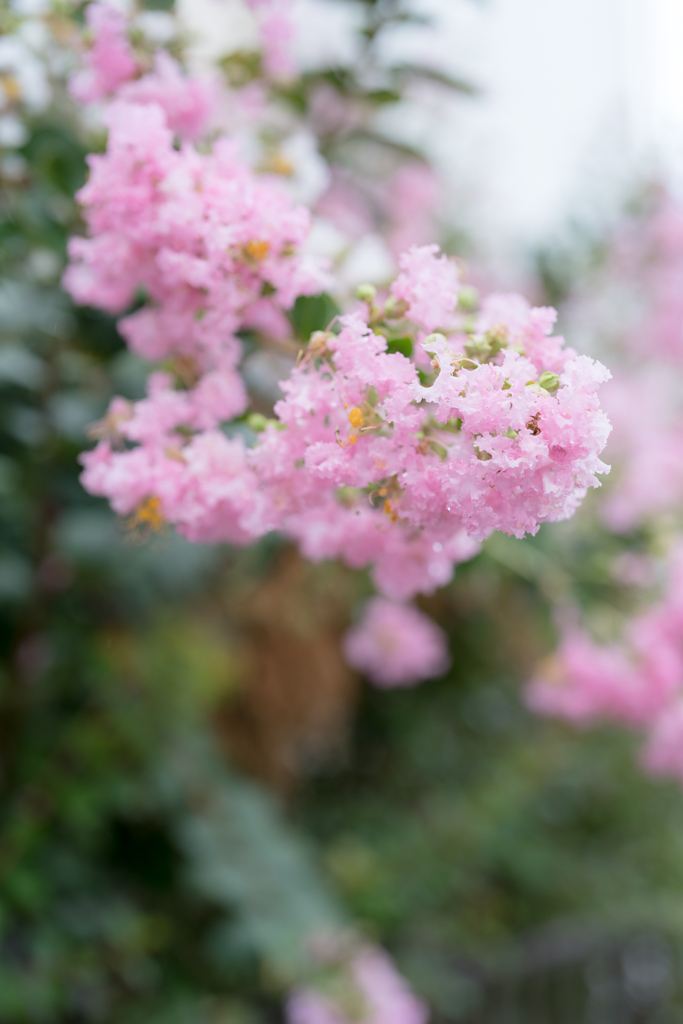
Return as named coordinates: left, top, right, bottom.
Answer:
left=4, top=1, right=683, bottom=1021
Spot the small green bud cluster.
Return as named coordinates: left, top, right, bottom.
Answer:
left=538, top=371, right=560, bottom=394
left=247, top=413, right=286, bottom=432
left=457, top=285, right=479, bottom=312
left=355, top=283, right=377, bottom=304
left=464, top=328, right=509, bottom=364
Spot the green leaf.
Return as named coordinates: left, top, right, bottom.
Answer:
left=393, top=64, right=478, bottom=96
left=386, top=337, right=413, bottom=358
left=289, top=294, right=340, bottom=342
left=365, top=89, right=402, bottom=106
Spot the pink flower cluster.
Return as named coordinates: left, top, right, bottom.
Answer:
left=66, top=93, right=327, bottom=544
left=564, top=191, right=683, bottom=534
left=287, top=946, right=428, bottom=1024
left=528, top=543, right=683, bottom=786
left=65, top=7, right=610, bottom=649
left=250, top=275, right=610, bottom=597
left=245, top=0, right=296, bottom=80
left=69, top=3, right=214, bottom=139
left=76, top=229, right=611, bottom=599
left=69, top=3, right=137, bottom=104
left=599, top=371, right=683, bottom=532
left=343, top=598, right=450, bottom=687
left=614, top=192, right=683, bottom=364
left=65, top=96, right=323, bottom=329
left=118, top=51, right=216, bottom=141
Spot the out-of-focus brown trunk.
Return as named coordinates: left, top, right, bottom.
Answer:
left=218, top=546, right=360, bottom=794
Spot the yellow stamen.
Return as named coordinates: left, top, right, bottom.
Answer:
left=0, top=75, right=21, bottom=103
left=264, top=153, right=295, bottom=176
left=127, top=496, right=165, bottom=532
left=383, top=498, right=399, bottom=523
left=245, top=240, right=270, bottom=261
left=348, top=407, right=363, bottom=428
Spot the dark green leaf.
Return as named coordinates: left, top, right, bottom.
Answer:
left=289, top=294, right=340, bottom=342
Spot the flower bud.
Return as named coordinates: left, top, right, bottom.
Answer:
left=384, top=296, right=409, bottom=319
left=247, top=413, right=269, bottom=432
left=457, top=285, right=479, bottom=312
left=355, top=283, right=377, bottom=303
left=539, top=371, right=560, bottom=394
left=464, top=334, right=491, bottom=362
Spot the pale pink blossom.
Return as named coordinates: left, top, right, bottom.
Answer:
left=642, top=702, right=683, bottom=784
left=528, top=543, right=683, bottom=788
left=387, top=164, right=440, bottom=258
left=343, top=598, right=450, bottom=687
left=250, top=297, right=609, bottom=596
left=286, top=947, right=428, bottom=1024
left=69, top=3, right=137, bottom=104
left=119, top=51, right=216, bottom=140
left=599, top=371, right=683, bottom=532
left=390, top=245, right=460, bottom=332
left=476, top=293, right=575, bottom=375
left=246, top=0, right=297, bottom=80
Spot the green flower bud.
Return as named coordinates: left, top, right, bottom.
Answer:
left=355, top=283, right=377, bottom=303
left=384, top=295, right=409, bottom=319
left=539, top=371, right=560, bottom=394
left=457, top=285, right=479, bottom=312
left=464, top=334, right=491, bottom=361
left=247, top=413, right=269, bottom=432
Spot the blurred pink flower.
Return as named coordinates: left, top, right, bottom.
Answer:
left=528, top=542, right=683, bottom=788
left=642, top=701, right=683, bottom=784
left=343, top=598, right=450, bottom=687
left=287, top=946, right=429, bottom=1024
left=391, top=244, right=460, bottom=332
left=386, top=163, right=440, bottom=258
left=69, top=3, right=137, bottom=104
left=119, top=51, right=216, bottom=140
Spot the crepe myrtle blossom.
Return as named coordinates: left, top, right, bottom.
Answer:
left=251, top=262, right=610, bottom=595
left=245, top=0, right=297, bottom=80
left=597, top=370, right=683, bottom=534
left=527, top=542, right=683, bottom=788
left=612, top=191, right=683, bottom=365
left=386, top=163, right=440, bottom=259
left=118, top=50, right=216, bottom=140
left=64, top=98, right=326, bottom=329
left=69, top=2, right=215, bottom=139
left=69, top=2, right=137, bottom=104
left=62, top=14, right=612, bottom=603
left=343, top=598, right=450, bottom=687
left=390, top=243, right=460, bottom=333
left=286, top=945, right=428, bottom=1024
left=78, top=240, right=611, bottom=601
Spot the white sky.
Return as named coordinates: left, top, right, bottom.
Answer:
left=422, top=0, right=683, bottom=249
